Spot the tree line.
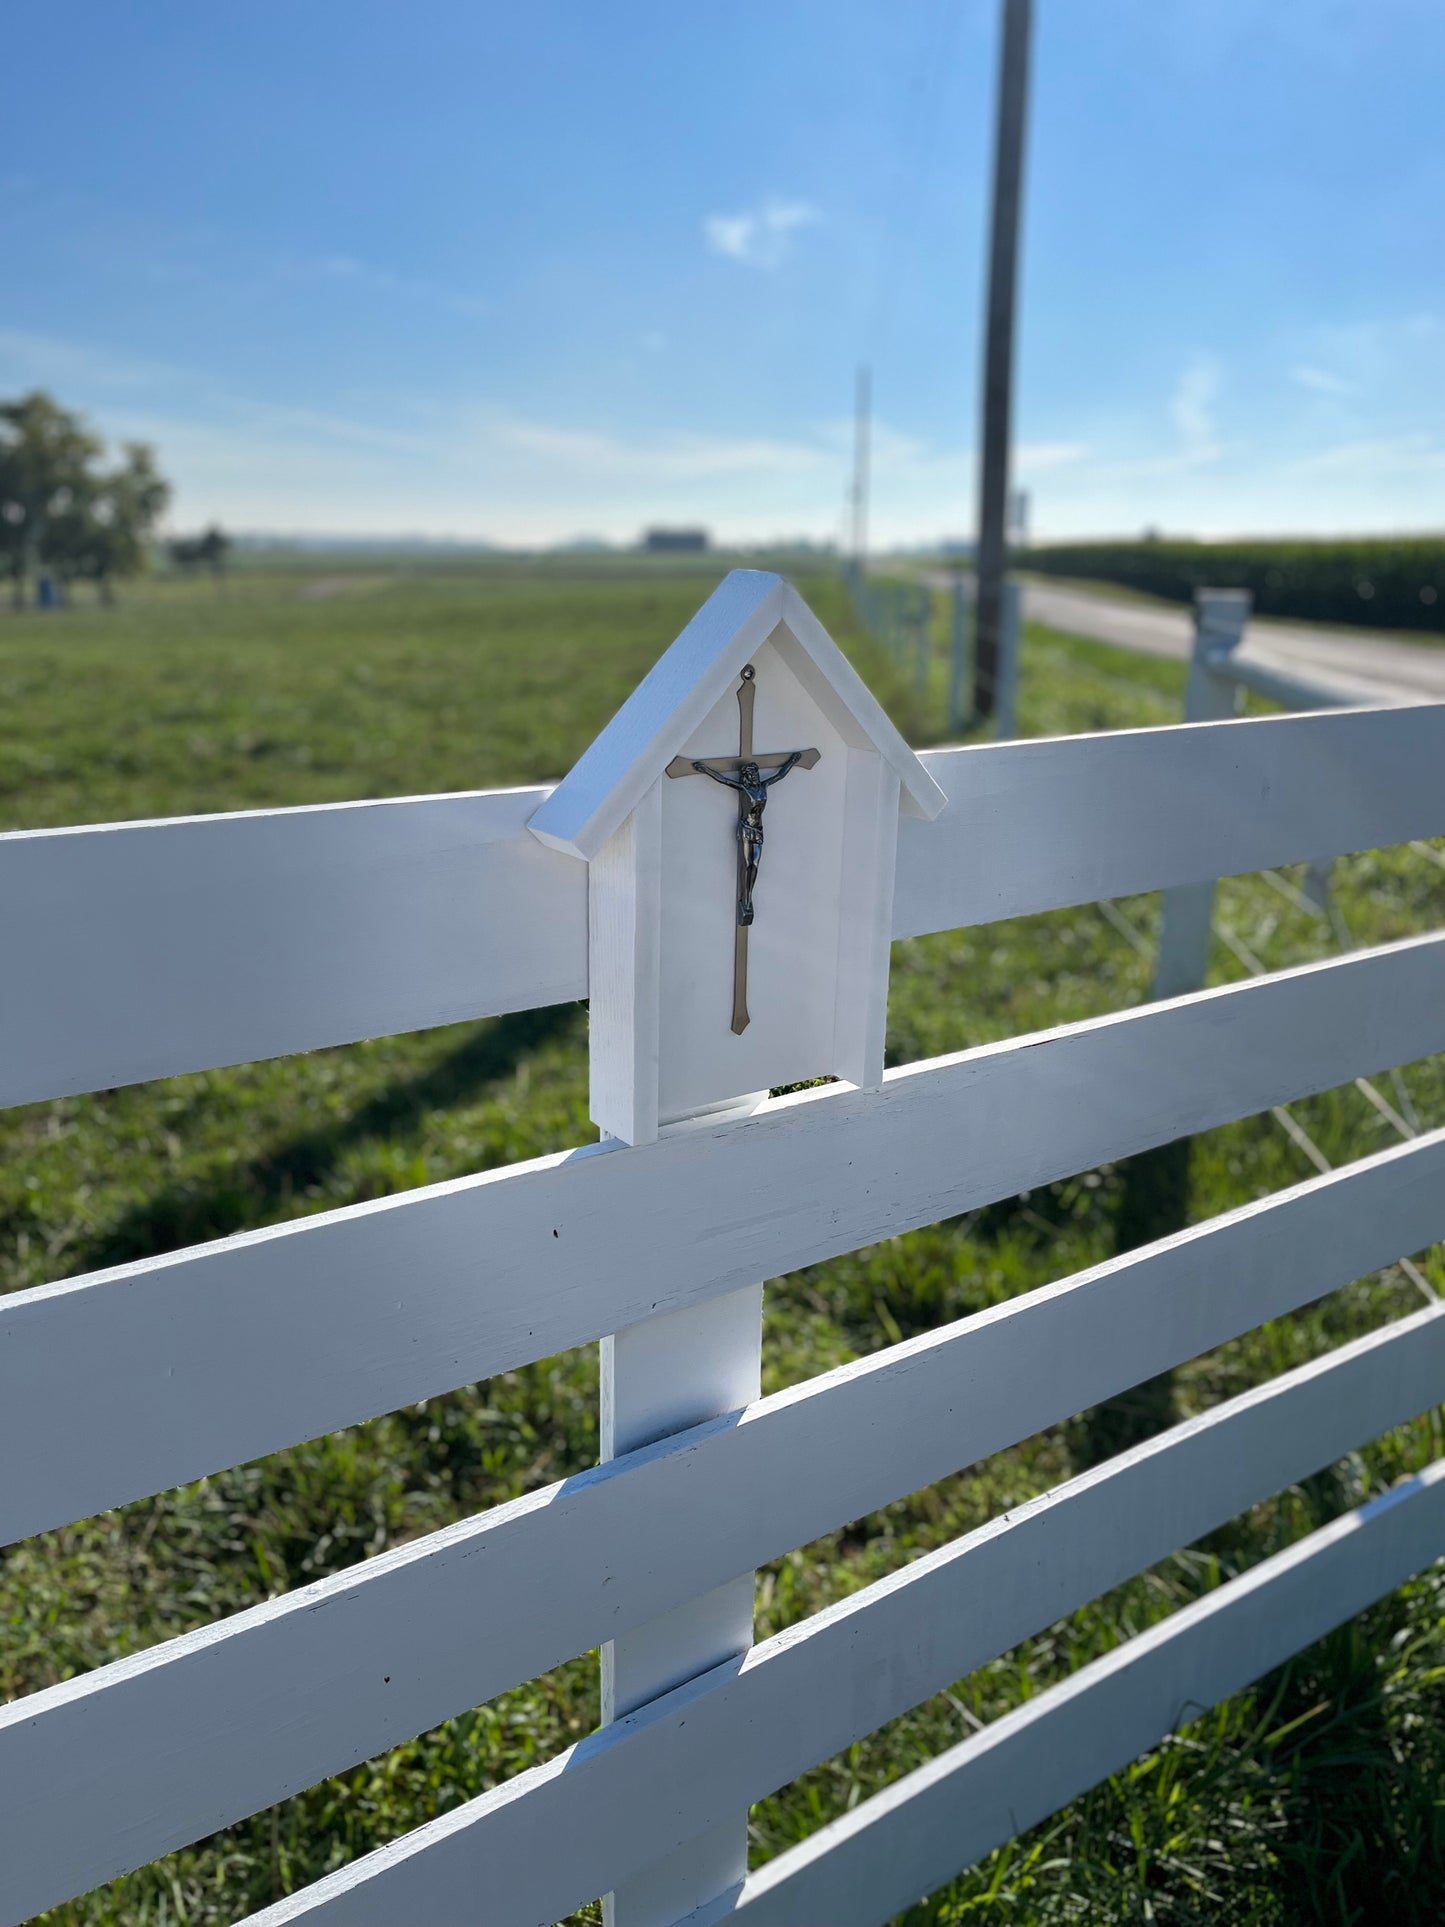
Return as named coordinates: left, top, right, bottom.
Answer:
left=1026, top=534, right=1445, bottom=634
left=0, top=391, right=227, bottom=609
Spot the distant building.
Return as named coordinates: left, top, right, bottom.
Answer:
left=644, top=527, right=709, bottom=553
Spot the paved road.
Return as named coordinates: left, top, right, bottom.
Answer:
left=1019, top=577, right=1445, bottom=709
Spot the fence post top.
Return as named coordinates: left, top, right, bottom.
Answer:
left=1194, top=586, right=1253, bottom=658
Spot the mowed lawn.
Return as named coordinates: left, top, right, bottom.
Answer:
left=3, top=561, right=1445, bottom=1926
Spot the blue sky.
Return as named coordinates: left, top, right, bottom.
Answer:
left=4, top=0, right=1442, bottom=545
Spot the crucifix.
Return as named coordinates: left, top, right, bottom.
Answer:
left=666, top=663, right=820, bottom=1035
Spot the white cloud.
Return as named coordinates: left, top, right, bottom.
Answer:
left=487, top=413, right=828, bottom=482
left=1168, top=354, right=1223, bottom=459
left=1282, top=432, right=1445, bottom=479
left=20, top=320, right=1438, bottom=551
left=1291, top=364, right=1356, bottom=396
left=703, top=199, right=820, bottom=270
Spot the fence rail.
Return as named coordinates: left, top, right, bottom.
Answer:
left=715, top=1457, right=1445, bottom=1927
left=230, top=1309, right=1445, bottom=1927
left=6, top=930, right=1444, bottom=1550
left=3, top=572, right=1444, bottom=1927
left=6, top=705, right=1445, bottom=1107
left=7, top=1129, right=1445, bottom=1918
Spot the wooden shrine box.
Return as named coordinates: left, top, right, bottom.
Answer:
left=530, top=570, right=945, bottom=1145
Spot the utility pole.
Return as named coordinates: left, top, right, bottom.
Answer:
left=972, top=0, right=1032, bottom=720
left=850, top=364, right=871, bottom=580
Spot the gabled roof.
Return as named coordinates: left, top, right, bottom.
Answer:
left=528, top=570, right=946, bottom=861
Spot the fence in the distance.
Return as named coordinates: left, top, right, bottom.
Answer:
left=848, top=566, right=1021, bottom=738
left=1153, top=586, right=1433, bottom=1001
left=3, top=569, right=1445, bottom=1927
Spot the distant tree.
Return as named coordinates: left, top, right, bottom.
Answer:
left=167, top=524, right=231, bottom=583
left=0, top=392, right=170, bottom=608
left=50, top=443, right=172, bottom=604
left=0, top=392, right=101, bottom=608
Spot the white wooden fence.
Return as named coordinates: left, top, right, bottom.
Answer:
left=847, top=569, right=1020, bottom=737
left=3, top=570, right=1445, bottom=1927
left=1152, top=586, right=1433, bottom=1002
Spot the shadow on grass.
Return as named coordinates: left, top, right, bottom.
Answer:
left=53, top=1002, right=584, bottom=1275
left=1264, top=1595, right=1445, bottom=1924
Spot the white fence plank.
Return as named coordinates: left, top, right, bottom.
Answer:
left=712, top=1460, right=1445, bottom=1927
left=894, top=703, right=1445, bottom=939
left=0, top=788, right=585, bottom=1108
left=231, top=1306, right=1445, bottom=1927
left=8, top=1133, right=1442, bottom=1918
left=3, top=708, right=1443, bottom=1109
left=5, top=930, right=1444, bottom=1547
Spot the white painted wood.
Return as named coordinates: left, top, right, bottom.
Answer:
left=7, top=931, right=1444, bottom=1545
left=528, top=572, right=943, bottom=863
left=601, top=1286, right=764, bottom=1465
left=589, top=781, right=663, bottom=1145
left=833, top=759, right=899, bottom=1090
left=1151, top=591, right=1247, bottom=999
left=571, top=576, right=900, bottom=1917
left=1191, top=585, right=1252, bottom=673
left=8, top=1132, right=1442, bottom=1919
left=714, top=1459, right=1445, bottom=1927
left=3, top=708, right=1442, bottom=1109
left=230, top=1308, right=1445, bottom=1927
left=893, top=702, right=1445, bottom=941
left=527, top=572, right=787, bottom=861
left=570, top=580, right=938, bottom=1139
left=0, top=787, right=585, bottom=1109
left=1150, top=876, right=1218, bottom=1002
left=575, top=579, right=939, bottom=1138
left=600, top=1284, right=762, bottom=1927
left=1224, top=653, right=1357, bottom=713
left=772, top=580, right=946, bottom=821
left=654, top=630, right=853, bottom=1123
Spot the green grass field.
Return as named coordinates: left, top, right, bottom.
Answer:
left=3, top=562, right=1445, bottom=1925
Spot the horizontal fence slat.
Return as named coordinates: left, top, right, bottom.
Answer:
left=8, top=1133, right=1443, bottom=1915
left=232, top=1307, right=1445, bottom=1927
left=5, top=930, right=1445, bottom=1546
left=714, top=1461, right=1445, bottom=1927
left=895, top=703, right=1445, bottom=939
left=3, top=707, right=1443, bottom=1108
left=0, top=788, right=586, bottom=1107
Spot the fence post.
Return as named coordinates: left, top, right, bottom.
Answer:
left=913, top=585, right=931, bottom=702
left=995, top=578, right=1022, bottom=739
left=521, top=571, right=948, bottom=1924
left=1150, top=589, right=1252, bottom=999
left=947, top=575, right=971, bottom=736
left=601, top=1266, right=761, bottom=1927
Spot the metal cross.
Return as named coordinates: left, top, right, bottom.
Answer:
left=666, top=663, right=820, bottom=1034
